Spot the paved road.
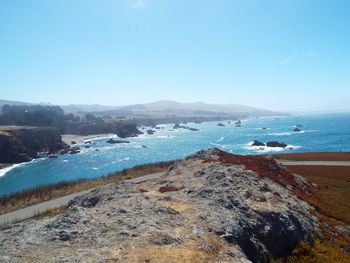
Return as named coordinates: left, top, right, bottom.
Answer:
left=0, top=172, right=165, bottom=226
left=279, top=161, right=350, bottom=166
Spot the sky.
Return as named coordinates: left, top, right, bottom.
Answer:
left=0, top=0, right=349, bottom=112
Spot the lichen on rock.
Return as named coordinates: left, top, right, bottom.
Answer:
left=0, top=149, right=318, bottom=263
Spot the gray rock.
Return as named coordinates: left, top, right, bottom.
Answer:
left=0, top=149, right=317, bottom=263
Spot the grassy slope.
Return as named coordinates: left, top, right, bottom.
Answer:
left=287, top=165, right=350, bottom=225
left=0, top=160, right=176, bottom=215
left=271, top=152, right=350, bottom=161
left=272, top=164, right=350, bottom=263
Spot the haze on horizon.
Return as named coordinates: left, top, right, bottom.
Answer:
left=1, top=0, right=349, bottom=112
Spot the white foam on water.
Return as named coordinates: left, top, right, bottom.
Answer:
left=155, top=135, right=174, bottom=139
left=112, top=157, right=130, bottom=164
left=0, top=162, right=26, bottom=177
left=268, top=132, right=293, bottom=136
left=244, top=142, right=301, bottom=153
left=63, top=160, right=69, bottom=163
left=210, top=142, right=231, bottom=149
left=92, top=167, right=99, bottom=170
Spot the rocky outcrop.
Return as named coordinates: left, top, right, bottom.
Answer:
left=0, top=127, right=66, bottom=163
left=266, top=141, right=287, bottom=148
left=0, top=149, right=317, bottom=262
left=293, top=128, right=302, bottom=132
left=251, top=140, right=265, bottom=146
left=146, top=129, right=155, bottom=135
left=217, top=123, right=225, bottom=127
left=114, top=122, right=143, bottom=138
left=173, top=124, right=199, bottom=131
left=69, top=122, right=143, bottom=138
left=106, top=139, right=130, bottom=144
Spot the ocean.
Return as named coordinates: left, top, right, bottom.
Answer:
left=0, top=112, right=349, bottom=197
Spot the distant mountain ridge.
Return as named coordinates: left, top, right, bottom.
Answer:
left=93, top=100, right=287, bottom=119
left=0, top=99, right=287, bottom=118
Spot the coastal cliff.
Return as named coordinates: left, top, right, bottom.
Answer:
left=0, top=127, right=66, bottom=163
left=0, top=149, right=318, bottom=263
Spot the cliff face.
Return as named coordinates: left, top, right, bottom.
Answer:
left=0, top=149, right=317, bottom=263
left=0, top=127, right=66, bottom=163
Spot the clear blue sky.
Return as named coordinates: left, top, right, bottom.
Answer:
left=0, top=0, right=349, bottom=111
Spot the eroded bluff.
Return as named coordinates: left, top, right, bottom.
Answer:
left=0, top=149, right=317, bottom=263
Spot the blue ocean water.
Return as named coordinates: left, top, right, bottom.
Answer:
left=0, top=112, right=349, bottom=197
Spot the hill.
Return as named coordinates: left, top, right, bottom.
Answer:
left=93, top=100, right=286, bottom=119
left=0, top=148, right=328, bottom=263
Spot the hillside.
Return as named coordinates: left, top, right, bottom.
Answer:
left=0, top=98, right=286, bottom=118
left=0, top=148, right=328, bottom=263
left=0, top=126, right=66, bottom=163
left=92, top=100, right=286, bottom=119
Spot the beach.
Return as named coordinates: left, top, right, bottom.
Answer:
left=61, top=134, right=116, bottom=145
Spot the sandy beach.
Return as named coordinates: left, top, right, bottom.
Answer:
left=61, top=134, right=116, bottom=145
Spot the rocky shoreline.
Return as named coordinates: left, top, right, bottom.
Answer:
left=0, top=127, right=66, bottom=164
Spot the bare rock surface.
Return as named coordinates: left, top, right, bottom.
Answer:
left=0, top=149, right=317, bottom=263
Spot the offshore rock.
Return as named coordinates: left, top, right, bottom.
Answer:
left=266, top=141, right=287, bottom=148
left=251, top=140, right=265, bottom=146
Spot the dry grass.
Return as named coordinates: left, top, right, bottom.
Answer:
left=33, top=206, right=65, bottom=220
left=271, top=152, right=350, bottom=161
left=123, top=236, right=227, bottom=263
left=271, top=164, right=350, bottom=263
left=158, top=200, right=192, bottom=212
left=273, top=240, right=350, bottom=263
left=0, top=160, right=176, bottom=215
left=286, top=165, right=350, bottom=225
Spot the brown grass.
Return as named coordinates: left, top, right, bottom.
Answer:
left=123, top=236, right=226, bottom=263
left=271, top=152, right=350, bottom=161
left=158, top=200, right=192, bottom=212
left=0, top=160, right=176, bottom=215
left=273, top=240, right=350, bottom=263
left=271, top=164, right=350, bottom=263
left=286, top=165, right=350, bottom=225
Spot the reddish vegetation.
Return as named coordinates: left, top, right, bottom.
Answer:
left=202, top=149, right=314, bottom=199
left=203, top=150, right=350, bottom=262
left=138, top=188, right=148, bottom=193
left=159, top=186, right=180, bottom=193
left=270, top=152, right=350, bottom=161
left=286, top=165, right=350, bottom=225
left=309, top=210, right=350, bottom=254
